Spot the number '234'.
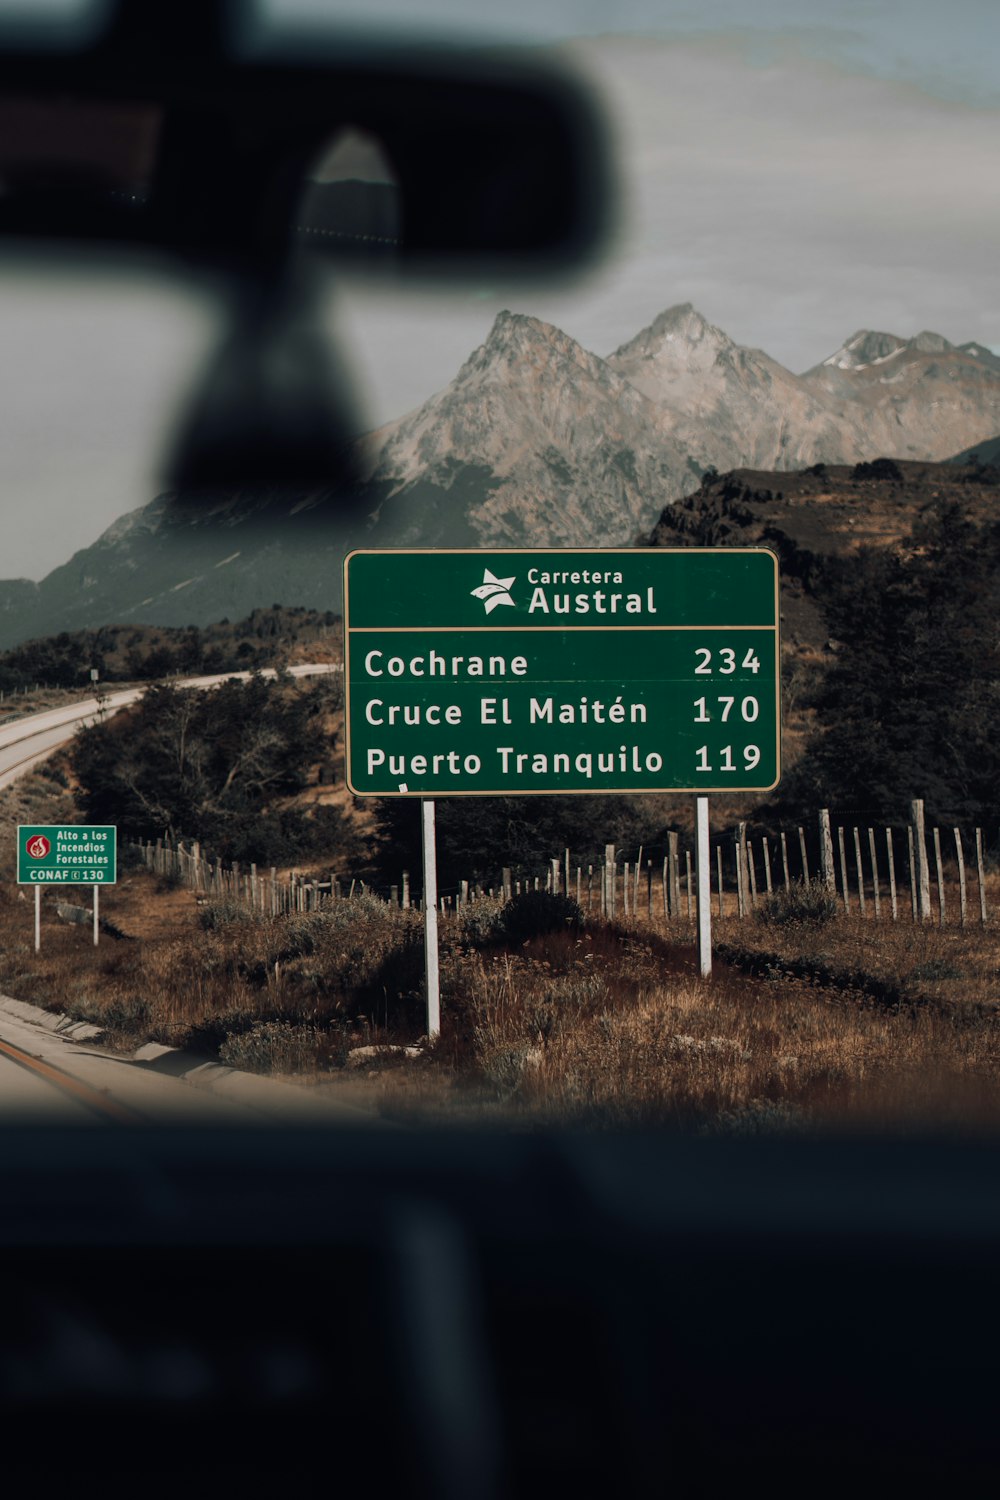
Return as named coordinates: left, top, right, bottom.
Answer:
left=694, top=647, right=760, bottom=675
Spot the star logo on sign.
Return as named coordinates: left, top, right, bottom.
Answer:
left=470, top=568, right=516, bottom=614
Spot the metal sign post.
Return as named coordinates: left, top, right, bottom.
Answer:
left=695, top=796, right=712, bottom=978
left=17, top=825, right=117, bottom=953
left=421, top=799, right=441, bottom=1038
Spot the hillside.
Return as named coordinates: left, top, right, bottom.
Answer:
left=643, top=456, right=1000, bottom=798
left=645, top=455, right=1000, bottom=651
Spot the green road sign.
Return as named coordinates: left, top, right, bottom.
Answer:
left=344, top=549, right=780, bottom=796
left=18, top=825, right=117, bottom=884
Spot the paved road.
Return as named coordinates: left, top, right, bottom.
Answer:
left=0, top=663, right=373, bottom=1125
left=0, top=664, right=338, bottom=788
left=0, top=997, right=377, bottom=1124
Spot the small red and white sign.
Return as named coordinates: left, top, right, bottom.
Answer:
left=26, top=834, right=50, bottom=859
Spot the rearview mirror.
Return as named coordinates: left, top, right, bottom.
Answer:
left=0, top=0, right=613, bottom=279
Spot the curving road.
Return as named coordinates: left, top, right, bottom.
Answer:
left=0, top=662, right=368, bottom=1124
left=0, top=663, right=338, bottom=788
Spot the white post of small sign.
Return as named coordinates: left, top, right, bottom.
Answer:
left=695, top=796, right=712, bottom=978
left=93, top=886, right=99, bottom=947
left=421, top=799, right=441, bottom=1039
left=34, top=886, right=40, bottom=953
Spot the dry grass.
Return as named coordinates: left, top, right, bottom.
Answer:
left=0, top=871, right=425, bottom=1060
left=722, top=880, right=1000, bottom=1010
left=2, top=773, right=999, bottom=1134
left=363, top=915, right=1000, bottom=1132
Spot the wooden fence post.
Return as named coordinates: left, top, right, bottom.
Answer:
left=911, top=799, right=931, bottom=922
left=975, top=829, right=988, bottom=926
left=867, top=829, right=881, bottom=920
left=738, top=823, right=751, bottom=911
left=852, top=829, right=866, bottom=917
left=799, top=826, right=810, bottom=886
left=932, top=827, right=946, bottom=927
left=954, top=828, right=967, bottom=928
left=762, top=837, right=773, bottom=896
left=906, top=828, right=917, bottom=922
left=837, top=826, right=850, bottom=913
left=819, top=809, right=835, bottom=892
left=685, top=850, right=693, bottom=919
left=735, top=836, right=745, bottom=919
left=716, top=844, right=725, bottom=918
left=605, top=843, right=616, bottom=919
left=745, top=839, right=758, bottom=910
left=780, top=831, right=790, bottom=893
left=885, top=830, right=898, bottom=921
left=668, top=832, right=680, bottom=918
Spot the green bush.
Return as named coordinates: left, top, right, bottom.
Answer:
left=474, top=1037, right=533, bottom=1098
left=910, top=959, right=964, bottom=982
left=219, top=1020, right=324, bottom=1075
left=276, top=893, right=423, bottom=998
left=96, top=994, right=152, bottom=1045
left=500, top=889, right=583, bottom=944
left=457, top=895, right=507, bottom=948
left=756, top=880, right=839, bottom=928
left=197, top=898, right=254, bottom=930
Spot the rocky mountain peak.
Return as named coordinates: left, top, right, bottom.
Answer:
left=815, top=326, right=961, bottom=374
left=820, top=329, right=907, bottom=370
left=478, top=308, right=581, bottom=361
left=608, top=302, right=730, bottom=363
left=909, top=330, right=953, bottom=354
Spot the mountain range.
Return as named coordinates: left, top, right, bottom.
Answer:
left=2, top=303, right=1000, bottom=648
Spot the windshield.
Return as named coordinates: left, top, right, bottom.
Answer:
left=0, top=0, right=997, bottom=1140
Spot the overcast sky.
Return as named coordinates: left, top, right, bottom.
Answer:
left=1, top=0, right=999, bottom=577
left=334, top=30, right=1000, bottom=428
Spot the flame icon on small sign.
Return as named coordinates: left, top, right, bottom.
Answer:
left=470, top=569, right=516, bottom=615
left=26, top=835, right=50, bottom=859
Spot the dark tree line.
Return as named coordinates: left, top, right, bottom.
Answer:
left=71, top=676, right=350, bottom=865
left=776, top=502, right=1000, bottom=827
left=369, top=794, right=663, bottom=892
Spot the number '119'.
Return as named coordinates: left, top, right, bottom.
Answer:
left=696, top=745, right=761, bottom=772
